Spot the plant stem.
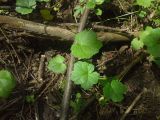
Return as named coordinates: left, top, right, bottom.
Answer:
left=60, top=8, right=90, bottom=120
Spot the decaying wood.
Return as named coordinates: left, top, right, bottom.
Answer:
left=0, top=15, right=131, bottom=43
left=0, top=15, right=75, bottom=41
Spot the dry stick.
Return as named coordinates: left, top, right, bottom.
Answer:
left=0, top=15, right=130, bottom=43
left=120, top=88, right=147, bottom=120
left=60, top=8, right=90, bottom=120
left=38, top=55, right=46, bottom=83
left=118, top=52, right=145, bottom=81
left=58, top=23, right=128, bottom=32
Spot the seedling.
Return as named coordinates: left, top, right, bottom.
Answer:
left=74, top=0, right=110, bottom=17
left=47, top=55, right=67, bottom=74
left=70, top=93, right=85, bottom=113
left=131, top=26, right=160, bottom=66
left=47, top=29, right=127, bottom=102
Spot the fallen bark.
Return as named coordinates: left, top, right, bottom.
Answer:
left=0, top=15, right=131, bottom=43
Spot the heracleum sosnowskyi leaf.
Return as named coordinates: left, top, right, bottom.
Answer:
left=0, top=70, right=16, bottom=99
left=16, top=0, right=36, bottom=14
left=47, top=55, right=67, bottom=74
left=103, top=79, right=127, bottom=102
left=71, top=30, right=102, bottom=59
left=71, top=61, right=100, bottom=90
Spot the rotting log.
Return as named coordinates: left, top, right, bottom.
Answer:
left=0, top=15, right=131, bottom=43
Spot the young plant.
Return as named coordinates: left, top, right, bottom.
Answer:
left=47, top=55, right=67, bottom=74
left=131, top=26, right=160, bottom=66
left=103, top=78, right=127, bottom=102
left=74, top=0, right=110, bottom=17
left=70, top=93, right=85, bottom=113
left=0, top=70, right=16, bottom=99
left=47, top=29, right=127, bottom=103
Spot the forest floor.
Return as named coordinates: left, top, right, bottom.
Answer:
left=0, top=0, right=160, bottom=120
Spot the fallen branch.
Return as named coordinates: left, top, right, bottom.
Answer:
left=120, top=88, right=147, bottom=120
left=0, top=15, right=131, bottom=43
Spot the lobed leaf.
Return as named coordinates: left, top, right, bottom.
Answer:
left=16, top=0, right=36, bottom=14
left=103, top=79, right=127, bottom=102
left=47, top=55, right=67, bottom=74
left=71, top=61, right=100, bottom=90
left=71, top=30, right=102, bottom=59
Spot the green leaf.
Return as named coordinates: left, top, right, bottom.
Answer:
left=131, top=27, right=160, bottom=66
left=131, top=38, right=144, bottom=50
left=142, top=28, right=160, bottom=47
left=47, top=55, right=67, bottom=74
left=147, top=44, right=160, bottom=57
left=70, top=93, right=85, bottom=113
left=16, top=0, right=36, bottom=14
left=95, top=0, right=104, bottom=5
left=74, top=5, right=84, bottom=17
left=139, top=11, right=147, bottom=18
left=103, top=82, right=113, bottom=100
left=71, top=61, right=100, bottom=90
left=111, top=80, right=127, bottom=95
left=86, top=0, right=96, bottom=9
left=154, top=57, right=160, bottom=66
left=95, top=8, right=102, bottom=16
left=153, top=19, right=160, bottom=26
left=103, top=79, right=127, bottom=102
left=40, top=9, right=54, bottom=21
left=71, top=30, right=102, bottom=59
left=136, top=0, right=154, bottom=8
left=0, top=70, right=16, bottom=99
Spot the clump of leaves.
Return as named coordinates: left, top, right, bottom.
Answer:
left=103, top=79, right=127, bottom=102
left=0, top=70, right=16, bottom=99
left=70, top=93, right=85, bottom=113
left=71, top=30, right=102, bottom=59
left=16, top=0, right=50, bottom=14
left=131, top=26, right=160, bottom=66
left=71, top=61, right=100, bottom=90
left=74, top=0, right=110, bottom=17
left=47, top=55, right=67, bottom=74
